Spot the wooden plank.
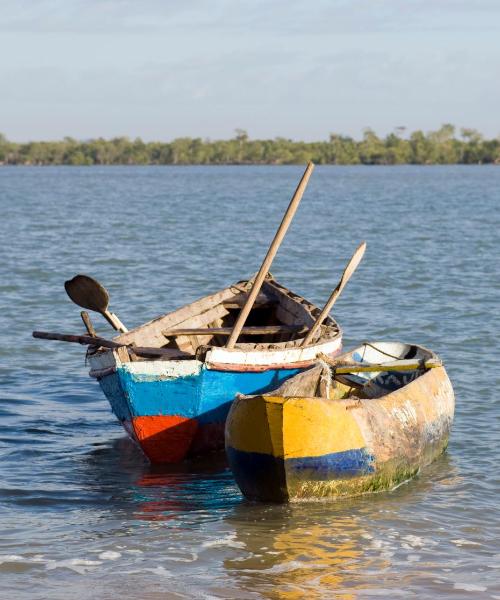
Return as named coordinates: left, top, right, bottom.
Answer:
left=116, top=345, right=130, bottom=363
left=166, top=304, right=232, bottom=352
left=162, top=325, right=302, bottom=337
left=173, top=304, right=230, bottom=330
left=173, top=334, right=195, bottom=353
left=114, top=285, right=237, bottom=347
left=222, top=292, right=275, bottom=309
left=132, top=346, right=191, bottom=359
left=263, top=280, right=317, bottom=327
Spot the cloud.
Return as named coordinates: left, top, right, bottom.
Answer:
left=1, top=0, right=499, bottom=140
left=2, top=0, right=500, bottom=35
left=0, top=0, right=207, bottom=34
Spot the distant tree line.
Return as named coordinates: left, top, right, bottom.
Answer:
left=1, top=125, right=499, bottom=166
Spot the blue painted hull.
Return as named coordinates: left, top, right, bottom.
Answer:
left=98, top=363, right=302, bottom=463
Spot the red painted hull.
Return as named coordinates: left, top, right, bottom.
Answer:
left=124, top=416, right=225, bottom=463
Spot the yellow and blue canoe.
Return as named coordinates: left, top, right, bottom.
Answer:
left=225, top=341, right=454, bottom=502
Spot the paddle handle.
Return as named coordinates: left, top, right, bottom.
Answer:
left=32, top=330, right=189, bottom=359
left=302, top=241, right=366, bottom=347
left=103, top=310, right=128, bottom=333
left=226, top=162, right=314, bottom=349
left=81, top=311, right=97, bottom=337
left=33, top=330, right=122, bottom=349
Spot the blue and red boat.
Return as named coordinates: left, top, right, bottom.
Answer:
left=87, top=277, right=343, bottom=463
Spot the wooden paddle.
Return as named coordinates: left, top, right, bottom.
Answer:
left=302, top=241, right=366, bottom=347
left=226, top=162, right=315, bottom=349
left=318, top=352, right=442, bottom=373
left=32, top=330, right=189, bottom=359
left=64, top=275, right=128, bottom=333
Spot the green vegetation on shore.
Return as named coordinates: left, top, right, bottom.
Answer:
left=1, top=125, right=498, bottom=166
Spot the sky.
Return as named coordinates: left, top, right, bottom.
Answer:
left=1, top=0, right=500, bottom=142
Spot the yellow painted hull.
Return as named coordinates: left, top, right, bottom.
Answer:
left=225, top=362, right=454, bottom=502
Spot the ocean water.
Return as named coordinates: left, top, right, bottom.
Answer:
left=0, top=165, right=499, bottom=599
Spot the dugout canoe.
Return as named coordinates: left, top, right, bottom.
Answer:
left=225, top=341, right=454, bottom=502
left=88, top=276, right=343, bottom=463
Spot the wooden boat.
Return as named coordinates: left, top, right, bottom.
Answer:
left=88, top=276, right=343, bottom=463
left=225, top=341, right=454, bottom=502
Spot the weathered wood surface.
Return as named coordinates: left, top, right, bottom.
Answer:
left=162, top=325, right=303, bottom=337
left=226, top=162, right=314, bottom=349
left=225, top=342, right=454, bottom=502
left=264, top=279, right=320, bottom=329
left=113, top=284, right=240, bottom=348
left=107, top=275, right=341, bottom=352
left=32, top=331, right=190, bottom=359
left=80, top=311, right=96, bottom=337
left=169, top=304, right=232, bottom=352
left=222, top=292, right=274, bottom=309
left=76, top=275, right=342, bottom=369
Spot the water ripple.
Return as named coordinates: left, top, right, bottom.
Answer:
left=0, top=165, right=499, bottom=599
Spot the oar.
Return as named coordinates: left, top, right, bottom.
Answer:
left=64, top=274, right=128, bottom=333
left=302, top=241, right=366, bottom=347
left=318, top=352, right=442, bottom=373
left=226, top=162, right=315, bottom=349
left=32, top=330, right=189, bottom=359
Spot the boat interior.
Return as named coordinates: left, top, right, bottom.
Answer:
left=266, top=342, right=436, bottom=401
left=112, top=277, right=341, bottom=358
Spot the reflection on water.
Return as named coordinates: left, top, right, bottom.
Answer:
left=225, top=509, right=365, bottom=599
left=132, top=453, right=230, bottom=522
left=222, top=455, right=461, bottom=599
left=1, top=166, right=500, bottom=599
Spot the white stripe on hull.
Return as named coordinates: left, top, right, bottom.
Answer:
left=88, top=335, right=342, bottom=376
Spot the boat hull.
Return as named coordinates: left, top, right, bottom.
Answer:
left=225, top=365, right=455, bottom=502
left=85, top=274, right=344, bottom=463
left=97, top=361, right=303, bottom=463
left=89, top=331, right=343, bottom=463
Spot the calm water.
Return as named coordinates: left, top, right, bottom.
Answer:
left=0, top=166, right=499, bottom=599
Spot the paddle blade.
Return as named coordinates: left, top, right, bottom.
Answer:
left=337, top=241, right=366, bottom=295
left=301, top=241, right=366, bottom=347
left=64, top=274, right=110, bottom=313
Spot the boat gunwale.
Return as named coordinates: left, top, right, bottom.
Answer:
left=88, top=336, right=343, bottom=377
left=251, top=341, right=445, bottom=406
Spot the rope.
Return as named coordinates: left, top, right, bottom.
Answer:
left=363, top=341, right=402, bottom=361
left=317, top=356, right=333, bottom=399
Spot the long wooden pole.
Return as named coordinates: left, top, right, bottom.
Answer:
left=32, top=330, right=190, bottom=358
left=226, top=162, right=314, bottom=349
left=302, top=241, right=366, bottom=347
left=318, top=352, right=442, bottom=373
